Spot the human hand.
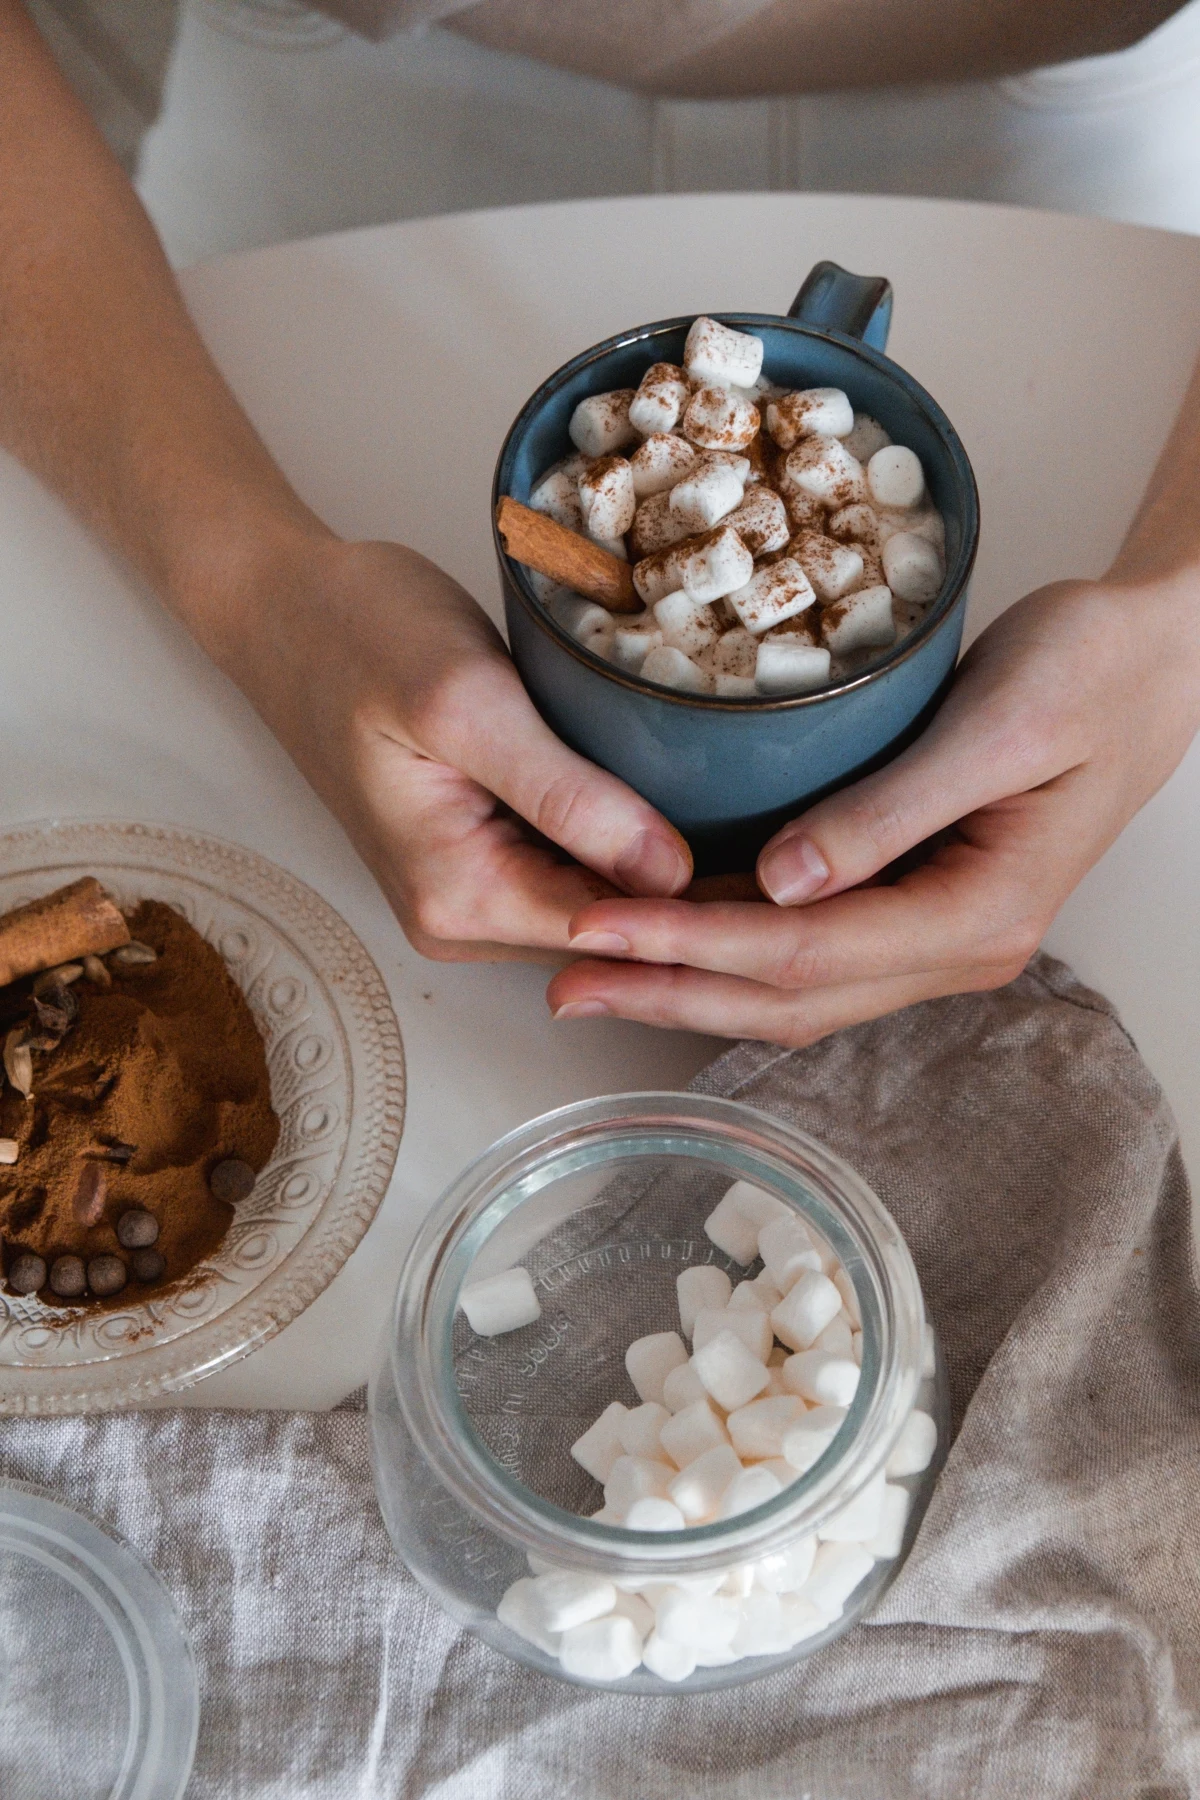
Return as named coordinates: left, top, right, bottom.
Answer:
left=547, top=576, right=1200, bottom=1041
left=226, top=534, right=692, bottom=960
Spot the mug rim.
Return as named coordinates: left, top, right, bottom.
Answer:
left=493, top=311, right=980, bottom=712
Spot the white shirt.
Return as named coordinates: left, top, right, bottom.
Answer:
left=138, top=0, right=1200, bottom=266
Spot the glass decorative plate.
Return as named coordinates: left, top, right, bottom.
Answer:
left=0, top=820, right=405, bottom=1414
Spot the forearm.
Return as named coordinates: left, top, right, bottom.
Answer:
left=450, top=0, right=1184, bottom=99
left=1109, top=350, right=1200, bottom=594
left=0, top=1, right=327, bottom=667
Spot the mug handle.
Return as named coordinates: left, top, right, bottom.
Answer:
left=788, top=261, right=893, bottom=352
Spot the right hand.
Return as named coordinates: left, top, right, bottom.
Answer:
left=222, top=533, right=693, bottom=961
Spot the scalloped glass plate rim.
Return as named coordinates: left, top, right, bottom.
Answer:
left=0, top=819, right=405, bottom=1414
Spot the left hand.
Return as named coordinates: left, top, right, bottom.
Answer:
left=546, top=576, right=1200, bottom=1045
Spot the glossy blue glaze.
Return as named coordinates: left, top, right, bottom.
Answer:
left=494, top=265, right=979, bottom=872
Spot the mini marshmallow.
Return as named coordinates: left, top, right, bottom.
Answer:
left=654, top=590, right=721, bottom=657
left=624, top=1496, right=686, bottom=1532
left=529, top=467, right=584, bottom=532
left=590, top=533, right=628, bottom=561
left=728, top=1591, right=794, bottom=1658
left=661, top=1360, right=708, bottom=1413
left=719, top=1564, right=756, bottom=1599
left=784, top=436, right=866, bottom=507
left=630, top=491, right=692, bottom=558
left=578, top=455, right=636, bottom=540
left=714, top=673, right=758, bottom=698
left=727, top=1280, right=774, bottom=1315
left=882, top=532, right=944, bottom=603
left=843, top=413, right=891, bottom=464
left=628, top=361, right=691, bottom=437
left=546, top=590, right=617, bottom=656
left=604, top=1455, right=675, bottom=1517
left=632, top=543, right=690, bottom=606
left=758, top=1457, right=799, bottom=1487
left=717, top=1464, right=783, bottom=1519
left=813, top=1314, right=854, bottom=1358
left=727, top=558, right=816, bottom=635
left=526, top=570, right=581, bottom=608
left=655, top=1591, right=740, bottom=1660
left=754, top=1534, right=817, bottom=1594
left=640, top=645, right=708, bottom=693
left=629, top=432, right=697, bottom=497
left=784, top=1349, right=861, bottom=1409
left=667, top=1444, right=744, bottom=1522
left=611, top=1591, right=655, bottom=1636
left=693, top=1304, right=772, bottom=1362
left=571, top=1401, right=630, bottom=1483
left=762, top=1368, right=790, bottom=1398
left=459, top=1267, right=541, bottom=1336
left=609, top=615, right=664, bottom=673
left=771, top=1271, right=843, bottom=1351
left=677, top=526, right=755, bottom=604
left=727, top=1395, right=807, bottom=1461
left=781, top=1595, right=831, bottom=1644
left=802, top=1541, right=874, bottom=1618
left=684, top=317, right=764, bottom=390
left=530, top=1570, right=618, bottom=1633
left=711, top=627, right=759, bottom=678
left=497, top=1578, right=561, bottom=1655
left=704, top=1181, right=785, bottom=1263
left=818, top=1470, right=887, bottom=1545
left=758, top=1216, right=823, bottom=1291
left=791, top=531, right=866, bottom=602
left=677, top=1264, right=733, bottom=1337
left=659, top=1399, right=731, bottom=1469
left=682, top=385, right=760, bottom=452
left=618, top=1402, right=671, bottom=1460
left=558, top=1614, right=643, bottom=1681
left=669, top=454, right=746, bottom=532
left=642, top=1630, right=698, bottom=1682
left=755, top=638, right=831, bottom=697
left=886, top=1409, right=938, bottom=1478
left=828, top=502, right=883, bottom=557
left=765, top=387, right=854, bottom=448
left=569, top=388, right=638, bottom=458
left=866, top=1483, right=912, bottom=1559
left=833, top=1266, right=861, bottom=1326
left=780, top=1404, right=848, bottom=1473
left=724, top=486, right=789, bottom=556
left=693, top=1329, right=771, bottom=1411
left=867, top=444, right=925, bottom=511
left=625, top=1331, right=689, bottom=1404
left=895, top=504, right=946, bottom=553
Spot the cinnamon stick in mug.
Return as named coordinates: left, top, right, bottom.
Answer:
left=0, top=878, right=130, bottom=986
left=495, top=497, right=640, bottom=614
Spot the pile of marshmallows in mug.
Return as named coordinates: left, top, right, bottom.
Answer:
left=460, top=1178, right=938, bottom=1684
left=528, top=316, right=947, bottom=697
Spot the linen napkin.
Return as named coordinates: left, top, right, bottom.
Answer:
left=3, top=951, right=1199, bottom=1799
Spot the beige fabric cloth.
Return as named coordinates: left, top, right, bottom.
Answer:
left=4, top=952, right=1200, bottom=1797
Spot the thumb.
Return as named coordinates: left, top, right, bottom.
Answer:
left=441, top=657, right=693, bottom=897
left=755, top=679, right=1058, bottom=906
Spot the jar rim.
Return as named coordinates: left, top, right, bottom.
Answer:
left=386, top=1093, right=926, bottom=1575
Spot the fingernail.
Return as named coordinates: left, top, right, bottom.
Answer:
left=552, top=1000, right=611, bottom=1020
left=758, top=835, right=831, bottom=906
left=567, top=931, right=631, bottom=955
left=614, top=829, right=690, bottom=897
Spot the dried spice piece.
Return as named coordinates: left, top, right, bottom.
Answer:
left=110, top=941, right=157, bottom=969
left=0, top=1140, right=17, bottom=1166
left=131, top=1247, right=165, bottom=1283
left=80, top=1140, right=136, bottom=1165
left=33, top=964, right=82, bottom=996
left=71, top=1159, right=107, bottom=1227
left=82, top=955, right=112, bottom=991
left=86, top=1254, right=126, bottom=1297
left=48, top=1254, right=86, bottom=1298
left=209, top=1158, right=256, bottom=1205
left=0, top=878, right=129, bottom=987
left=33, top=979, right=78, bottom=1040
left=116, top=1207, right=158, bottom=1249
left=4, top=1028, right=33, bottom=1100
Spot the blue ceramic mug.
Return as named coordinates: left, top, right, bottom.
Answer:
left=493, top=263, right=980, bottom=874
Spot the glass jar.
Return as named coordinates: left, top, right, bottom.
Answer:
left=369, top=1093, right=946, bottom=1692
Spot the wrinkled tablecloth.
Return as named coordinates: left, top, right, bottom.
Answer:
left=4, top=951, right=1199, bottom=1798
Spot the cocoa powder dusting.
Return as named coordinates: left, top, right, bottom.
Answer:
left=0, top=900, right=279, bottom=1308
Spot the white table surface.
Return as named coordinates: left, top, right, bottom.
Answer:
left=2, top=193, right=1198, bottom=1409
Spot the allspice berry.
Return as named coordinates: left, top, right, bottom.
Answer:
left=116, top=1208, right=159, bottom=1250
left=86, top=1254, right=127, bottom=1298
left=7, top=1252, right=47, bottom=1296
left=49, top=1254, right=87, bottom=1298
left=131, top=1248, right=166, bottom=1283
left=209, top=1158, right=256, bottom=1205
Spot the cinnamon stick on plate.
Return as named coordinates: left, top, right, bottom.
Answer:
left=0, top=878, right=130, bottom=987
left=495, top=496, right=640, bottom=614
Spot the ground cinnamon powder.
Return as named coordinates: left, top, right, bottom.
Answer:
left=0, top=900, right=279, bottom=1308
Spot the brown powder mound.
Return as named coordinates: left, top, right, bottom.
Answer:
left=0, top=899, right=279, bottom=1309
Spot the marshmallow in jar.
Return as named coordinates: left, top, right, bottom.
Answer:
left=370, top=1095, right=946, bottom=1693
left=522, top=317, right=948, bottom=699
